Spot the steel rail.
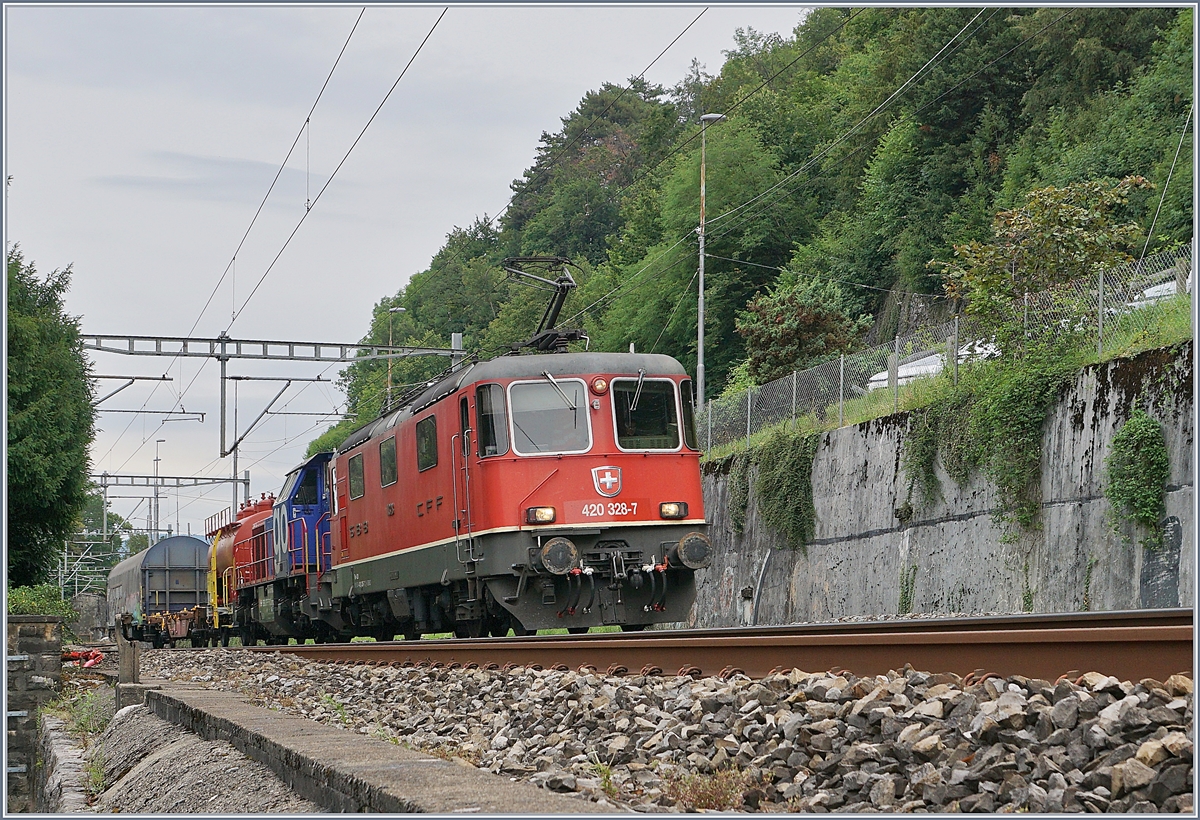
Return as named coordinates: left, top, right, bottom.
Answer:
left=243, top=610, right=1193, bottom=683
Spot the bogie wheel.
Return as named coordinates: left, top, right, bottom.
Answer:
left=488, top=617, right=510, bottom=638
left=567, top=627, right=589, bottom=635
left=510, top=620, right=534, bottom=637
left=403, top=630, right=420, bottom=641
left=620, top=624, right=647, bottom=632
left=220, top=630, right=231, bottom=647
left=152, top=634, right=165, bottom=649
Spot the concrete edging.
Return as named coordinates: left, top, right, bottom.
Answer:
left=145, top=686, right=610, bottom=813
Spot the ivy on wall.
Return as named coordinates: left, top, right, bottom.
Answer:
left=1105, top=403, right=1170, bottom=546
left=723, top=427, right=822, bottom=552
left=729, top=452, right=751, bottom=535
left=902, top=342, right=1080, bottom=529
left=754, top=427, right=822, bottom=553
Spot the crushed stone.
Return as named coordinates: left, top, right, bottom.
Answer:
left=143, top=648, right=1193, bottom=812
left=86, top=704, right=320, bottom=813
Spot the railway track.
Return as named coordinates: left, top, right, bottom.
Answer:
left=242, top=609, right=1193, bottom=683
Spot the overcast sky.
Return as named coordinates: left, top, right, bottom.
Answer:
left=5, top=3, right=809, bottom=537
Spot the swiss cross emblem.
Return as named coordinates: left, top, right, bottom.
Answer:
left=591, top=466, right=622, bottom=498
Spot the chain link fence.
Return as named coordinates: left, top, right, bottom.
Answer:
left=698, top=244, right=1193, bottom=452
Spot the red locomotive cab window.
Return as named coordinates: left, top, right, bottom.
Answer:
left=460, top=397, right=471, bottom=459
left=416, top=415, right=438, bottom=471
left=509, top=378, right=590, bottom=455
left=329, top=463, right=340, bottom=515
left=680, top=378, right=699, bottom=450
left=348, top=453, right=365, bottom=500
left=475, top=384, right=508, bottom=457
left=380, top=436, right=398, bottom=487
left=612, top=377, right=681, bottom=451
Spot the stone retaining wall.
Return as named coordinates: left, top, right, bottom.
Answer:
left=692, top=343, right=1194, bottom=627
left=6, top=616, right=63, bottom=812
left=69, top=592, right=110, bottom=642
left=34, top=714, right=90, bottom=813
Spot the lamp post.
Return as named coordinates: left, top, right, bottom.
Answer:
left=697, top=112, right=726, bottom=406
left=386, top=306, right=406, bottom=411
left=153, top=439, right=165, bottom=544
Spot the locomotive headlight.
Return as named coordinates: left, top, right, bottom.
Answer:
left=525, top=506, right=556, bottom=524
left=659, top=502, right=688, bottom=519
left=590, top=377, right=609, bottom=395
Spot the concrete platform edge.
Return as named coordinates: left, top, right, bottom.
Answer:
left=145, top=686, right=610, bottom=814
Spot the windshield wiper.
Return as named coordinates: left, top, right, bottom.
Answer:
left=630, top=368, right=646, bottom=412
left=542, top=371, right=576, bottom=411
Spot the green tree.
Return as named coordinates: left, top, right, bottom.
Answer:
left=597, top=118, right=797, bottom=397
left=80, top=485, right=132, bottom=538
left=76, top=485, right=134, bottom=566
left=121, top=532, right=150, bottom=559
left=504, top=79, right=680, bottom=262
left=735, top=278, right=868, bottom=384
left=7, top=247, right=95, bottom=585
left=305, top=7, right=1189, bottom=459
left=936, top=175, right=1153, bottom=315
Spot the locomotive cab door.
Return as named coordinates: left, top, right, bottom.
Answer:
left=453, top=395, right=478, bottom=564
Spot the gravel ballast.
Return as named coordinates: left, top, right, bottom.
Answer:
left=143, top=649, right=1193, bottom=812
left=88, top=704, right=322, bottom=813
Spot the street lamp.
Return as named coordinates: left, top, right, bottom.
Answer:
left=386, top=306, right=406, bottom=411
left=153, top=439, right=165, bottom=544
left=697, top=112, right=726, bottom=406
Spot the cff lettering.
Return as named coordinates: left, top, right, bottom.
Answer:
left=416, top=496, right=444, bottom=517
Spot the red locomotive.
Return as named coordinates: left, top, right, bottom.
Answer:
left=201, top=258, right=713, bottom=641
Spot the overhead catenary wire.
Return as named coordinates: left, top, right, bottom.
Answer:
left=617, top=8, right=866, bottom=202
left=493, top=8, right=709, bottom=225
left=228, top=8, right=448, bottom=330
left=703, top=253, right=953, bottom=299
left=1137, top=104, right=1193, bottom=265
left=199, top=7, right=366, bottom=338
left=96, top=9, right=367, bottom=469
left=705, top=8, right=987, bottom=234
left=907, top=9, right=1075, bottom=123
left=558, top=235, right=693, bottom=328
left=651, top=266, right=700, bottom=353
left=106, top=8, right=446, bottom=482
left=708, top=8, right=1076, bottom=248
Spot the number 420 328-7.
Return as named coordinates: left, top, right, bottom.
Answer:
left=580, top=501, right=638, bottom=517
